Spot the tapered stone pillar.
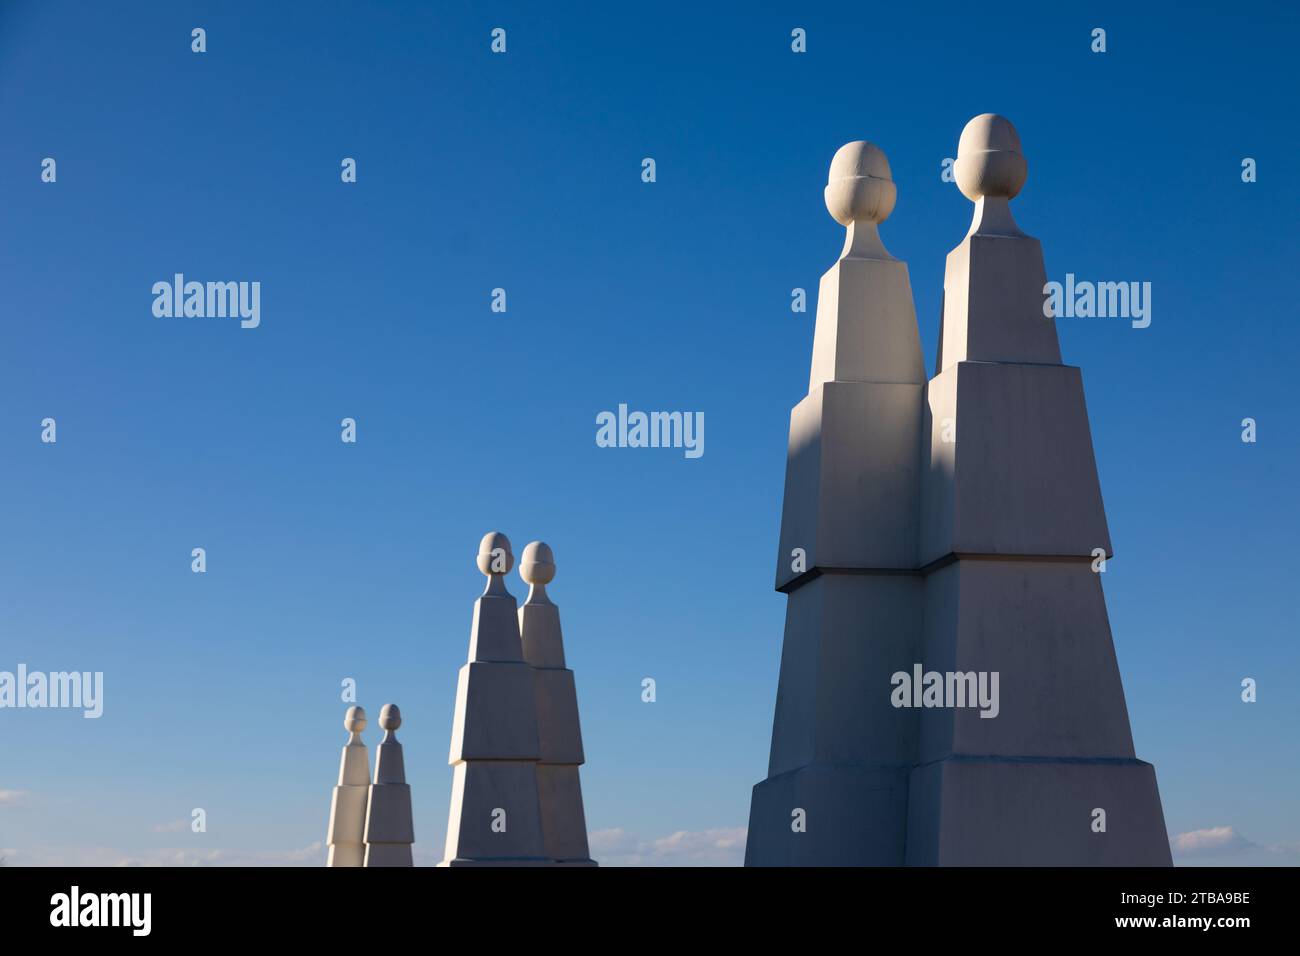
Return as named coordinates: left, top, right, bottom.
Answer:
left=518, top=542, right=597, bottom=866
left=908, top=114, right=1171, bottom=865
left=363, top=704, right=414, bottom=866
left=326, top=706, right=370, bottom=867
left=746, top=142, right=927, bottom=865
left=440, top=532, right=549, bottom=866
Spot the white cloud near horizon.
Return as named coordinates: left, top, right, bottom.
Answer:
left=1171, top=825, right=1300, bottom=865
left=1171, top=825, right=1253, bottom=856
left=589, top=826, right=746, bottom=866
left=11, top=824, right=1297, bottom=867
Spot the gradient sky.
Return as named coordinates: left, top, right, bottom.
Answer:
left=1, top=0, right=1296, bottom=866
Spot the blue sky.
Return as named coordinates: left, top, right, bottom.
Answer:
left=1, top=0, right=1296, bottom=866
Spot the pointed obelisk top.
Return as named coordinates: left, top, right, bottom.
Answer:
left=824, top=141, right=896, bottom=260
left=372, top=703, right=407, bottom=784
left=955, top=113, right=1028, bottom=237
left=805, top=138, right=923, bottom=391
left=520, top=541, right=563, bottom=666
left=467, top=530, right=525, bottom=663
left=935, top=112, right=1061, bottom=374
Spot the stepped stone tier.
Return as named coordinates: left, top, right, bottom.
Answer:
left=326, top=706, right=370, bottom=867
left=363, top=704, right=415, bottom=866
left=440, top=532, right=550, bottom=866
left=746, top=117, right=1171, bottom=866
left=518, top=542, right=596, bottom=866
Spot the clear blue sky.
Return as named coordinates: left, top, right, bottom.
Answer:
left=1, top=1, right=1296, bottom=866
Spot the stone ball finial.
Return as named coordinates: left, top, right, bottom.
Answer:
left=954, top=113, right=1027, bottom=202
left=379, top=703, right=401, bottom=732
left=344, top=705, right=367, bottom=734
left=520, top=541, right=556, bottom=586
left=476, top=531, right=514, bottom=576
left=824, top=141, right=896, bottom=226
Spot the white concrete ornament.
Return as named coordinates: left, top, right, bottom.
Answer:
left=912, top=114, right=1169, bottom=866
left=747, top=117, right=1171, bottom=866
left=440, top=532, right=549, bottom=866
left=326, top=706, right=370, bottom=868
left=750, top=139, right=928, bottom=866
left=324, top=533, right=596, bottom=868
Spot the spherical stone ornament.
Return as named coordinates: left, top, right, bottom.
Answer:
left=344, top=705, right=367, bottom=734
left=520, top=541, right=556, bottom=586
left=824, top=141, right=897, bottom=226
left=954, top=113, right=1027, bottom=202
left=476, top=531, right=514, bottom=576
left=379, top=703, right=401, bottom=732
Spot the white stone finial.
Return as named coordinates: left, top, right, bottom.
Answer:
left=824, top=141, right=895, bottom=224
left=520, top=541, right=555, bottom=585
left=955, top=114, right=1027, bottom=236
left=344, top=705, right=367, bottom=736
left=520, top=541, right=556, bottom=607
left=477, top=531, right=514, bottom=575
left=824, top=141, right=896, bottom=260
left=477, top=531, right=514, bottom=596
left=379, top=703, right=401, bottom=733
left=955, top=113, right=1026, bottom=201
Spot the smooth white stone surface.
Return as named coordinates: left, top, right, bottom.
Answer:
left=326, top=706, right=370, bottom=868
left=364, top=703, right=414, bottom=867
left=441, top=533, right=548, bottom=866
